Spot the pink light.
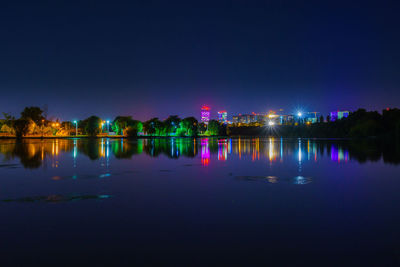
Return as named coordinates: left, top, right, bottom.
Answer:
left=201, top=105, right=211, bottom=124
left=201, top=138, right=210, bottom=166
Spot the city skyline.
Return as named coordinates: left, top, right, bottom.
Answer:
left=0, top=103, right=355, bottom=123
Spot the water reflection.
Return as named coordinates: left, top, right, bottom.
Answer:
left=201, top=138, right=210, bottom=165
left=235, top=175, right=311, bottom=185
left=293, top=176, right=312, bottom=185
left=0, top=138, right=399, bottom=169
left=2, top=194, right=111, bottom=203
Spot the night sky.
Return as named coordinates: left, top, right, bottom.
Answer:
left=1, top=0, right=400, bottom=121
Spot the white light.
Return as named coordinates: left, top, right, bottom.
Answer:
left=297, top=112, right=303, bottom=117
left=268, top=121, right=275, bottom=126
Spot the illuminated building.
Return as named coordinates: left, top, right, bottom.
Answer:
left=232, top=116, right=239, bottom=124
left=218, top=110, right=228, bottom=124
left=201, top=105, right=211, bottom=124
left=278, top=114, right=294, bottom=125
left=330, top=111, right=350, bottom=121
left=231, top=113, right=267, bottom=125
left=231, top=110, right=321, bottom=126
left=294, top=111, right=320, bottom=124
left=303, top=112, right=320, bottom=123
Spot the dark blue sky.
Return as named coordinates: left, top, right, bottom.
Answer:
left=1, top=0, right=399, bottom=121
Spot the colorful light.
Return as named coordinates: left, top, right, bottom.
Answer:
left=218, top=110, right=227, bottom=124
left=201, top=138, right=210, bottom=165
left=218, top=139, right=228, bottom=161
left=330, top=110, right=350, bottom=121
left=73, top=120, right=78, bottom=136
left=201, top=105, right=211, bottom=124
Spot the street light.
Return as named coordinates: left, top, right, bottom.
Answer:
left=73, top=120, right=78, bottom=136
left=106, top=120, right=110, bottom=134
left=297, top=112, right=303, bottom=125
left=101, top=121, right=105, bottom=133
left=268, top=120, right=275, bottom=126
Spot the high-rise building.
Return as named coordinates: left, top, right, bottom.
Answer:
left=201, top=105, right=211, bottom=124
left=330, top=111, right=350, bottom=121
left=303, top=112, right=321, bottom=123
left=231, top=113, right=267, bottom=125
left=218, top=110, right=228, bottom=124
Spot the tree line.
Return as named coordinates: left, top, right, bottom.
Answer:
left=2, top=107, right=400, bottom=139
left=0, top=107, right=227, bottom=138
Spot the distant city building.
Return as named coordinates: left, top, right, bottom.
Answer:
left=232, top=116, right=239, bottom=124
left=330, top=111, right=350, bottom=121
left=201, top=105, right=211, bottom=124
left=268, top=114, right=294, bottom=125
left=231, top=110, right=322, bottom=127
left=218, top=110, right=228, bottom=124
left=231, top=113, right=267, bottom=125
left=303, top=112, right=321, bottom=124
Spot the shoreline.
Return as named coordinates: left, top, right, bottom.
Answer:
left=0, top=135, right=228, bottom=140
left=0, top=135, right=355, bottom=140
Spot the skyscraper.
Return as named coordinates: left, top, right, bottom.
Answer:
left=330, top=111, right=350, bottom=121
left=218, top=110, right=228, bottom=124
left=201, top=105, right=211, bottom=124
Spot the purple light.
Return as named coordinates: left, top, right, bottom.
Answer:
left=201, top=138, right=210, bottom=165
left=201, top=106, right=211, bottom=124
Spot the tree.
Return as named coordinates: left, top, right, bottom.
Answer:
left=198, top=122, right=207, bottom=134
left=179, top=117, right=198, bottom=136
left=13, top=119, right=30, bottom=139
left=84, top=116, right=102, bottom=136
left=382, top=108, right=400, bottom=135
left=2, top=112, right=15, bottom=127
left=319, top=115, right=324, bottom=123
left=144, top=118, right=163, bottom=136
left=0, top=124, right=14, bottom=135
left=208, top=120, right=221, bottom=136
left=163, top=115, right=181, bottom=136
left=20, top=107, right=44, bottom=124
left=112, top=116, right=135, bottom=135
left=61, top=121, right=73, bottom=131
left=124, top=121, right=143, bottom=137
left=349, top=120, right=381, bottom=138
left=326, top=115, right=331, bottom=122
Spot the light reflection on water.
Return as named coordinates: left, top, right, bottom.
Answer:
left=1, top=137, right=400, bottom=265
left=0, top=137, right=399, bottom=169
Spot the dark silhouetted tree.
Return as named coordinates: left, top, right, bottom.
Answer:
left=84, top=116, right=102, bottom=136
left=144, top=118, right=164, bottom=136
left=163, top=115, right=181, bottom=136
left=112, top=116, right=135, bottom=135
left=20, top=107, right=44, bottom=124
left=13, top=119, right=30, bottom=139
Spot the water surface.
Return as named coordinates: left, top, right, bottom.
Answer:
left=0, top=138, right=399, bottom=266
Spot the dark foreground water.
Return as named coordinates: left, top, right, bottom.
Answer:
left=0, top=138, right=400, bottom=266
